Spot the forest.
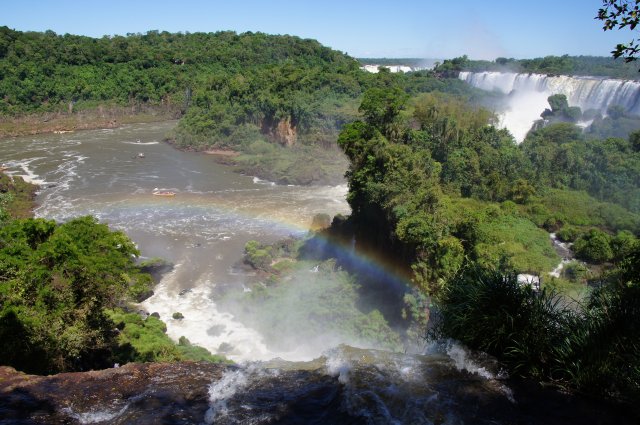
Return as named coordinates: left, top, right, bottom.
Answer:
left=332, top=77, right=640, bottom=401
left=0, top=27, right=638, bottom=403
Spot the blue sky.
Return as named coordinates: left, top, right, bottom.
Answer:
left=2, top=0, right=633, bottom=60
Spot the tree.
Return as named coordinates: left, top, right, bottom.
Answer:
left=597, top=0, right=640, bottom=64
left=358, top=87, right=408, bottom=137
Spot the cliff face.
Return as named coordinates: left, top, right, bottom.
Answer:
left=260, top=116, right=297, bottom=146
left=0, top=362, right=227, bottom=424
left=274, top=117, right=297, bottom=146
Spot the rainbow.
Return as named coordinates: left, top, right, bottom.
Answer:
left=45, top=188, right=414, bottom=291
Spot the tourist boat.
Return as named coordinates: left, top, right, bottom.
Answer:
left=152, top=190, right=176, bottom=197
left=137, top=152, right=145, bottom=158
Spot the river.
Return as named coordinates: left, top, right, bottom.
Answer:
left=0, top=121, right=352, bottom=362
left=2, top=122, right=633, bottom=424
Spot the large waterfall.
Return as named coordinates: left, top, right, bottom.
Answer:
left=459, top=71, right=640, bottom=142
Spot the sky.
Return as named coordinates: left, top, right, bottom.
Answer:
left=2, top=0, right=634, bottom=60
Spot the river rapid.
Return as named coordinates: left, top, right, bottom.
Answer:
left=2, top=122, right=633, bottom=424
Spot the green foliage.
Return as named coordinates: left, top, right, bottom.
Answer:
left=172, top=312, right=184, bottom=320
left=177, top=336, right=226, bottom=362
left=0, top=217, right=155, bottom=373
left=0, top=173, right=37, bottom=219
left=107, top=309, right=227, bottom=364
left=474, top=211, right=559, bottom=274
left=244, top=240, right=274, bottom=270
left=435, top=257, right=640, bottom=401
left=434, top=266, right=570, bottom=379
left=597, top=0, right=640, bottom=65
left=358, top=86, right=408, bottom=136
left=461, top=54, right=640, bottom=79
left=523, top=126, right=640, bottom=214
left=535, top=189, right=640, bottom=233
left=562, top=261, right=591, bottom=283
left=541, top=94, right=583, bottom=123
left=573, top=229, right=614, bottom=264
left=548, top=94, right=569, bottom=113
left=232, top=143, right=349, bottom=185
left=560, top=280, right=640, bottom=402
left=557, top=225, right=580, bottom=242
left=586, top=108, right=640, bottom=140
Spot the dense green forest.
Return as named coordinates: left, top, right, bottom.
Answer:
left=331, top=76, right=639, bottom=400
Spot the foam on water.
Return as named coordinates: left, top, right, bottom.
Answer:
left=445, top=341, right=495, bottom=380
left=459, top=71, right=640, bottom=142
left=4, top=123, right=360, bottom=365
left=61, top=403, right=131, bottom=424
left=140, top=266, right=273, bottom=362
left=252, top=176, right=276, bottom=186
left=121, top=141, right=159, bottom=145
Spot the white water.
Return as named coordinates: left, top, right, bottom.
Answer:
left=459, top=71, right=640, bottom=142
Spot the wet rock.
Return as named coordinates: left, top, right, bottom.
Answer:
left=0, top=362, right=227, bottom=424
left=217, top=342, right=234, bottom=353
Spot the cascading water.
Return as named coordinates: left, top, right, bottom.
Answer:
left=459, top=71, right=640, bottom=142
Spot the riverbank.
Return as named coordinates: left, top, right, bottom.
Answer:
left=0, top=104, right=181, bottom=139
left=189, top=141, right=349, bottom=186
left=1, top=107, right=348, bottom=187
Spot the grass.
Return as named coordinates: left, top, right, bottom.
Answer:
left=0, top=173, right=37, bottom=219
left=448, top=197, right=560, bottom=274
left=534, top=189, right=640, bottom=233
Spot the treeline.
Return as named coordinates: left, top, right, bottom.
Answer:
left=357, top=57, right=427, bottom=67
left=436, top=54, right=640, bottom=79
left=0, top=27, right=364, bottom=144
left=0, top=27, right=360, bottom=114
left=334, top=79, right=640, bottom=400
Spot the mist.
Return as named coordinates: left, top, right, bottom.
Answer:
left=459, top=71, right=640, bottom=142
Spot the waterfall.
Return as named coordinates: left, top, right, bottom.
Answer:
left=459, top=71, right=640, bottom=142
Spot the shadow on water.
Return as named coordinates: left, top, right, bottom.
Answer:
left=298, top=219, right=413, bottom=331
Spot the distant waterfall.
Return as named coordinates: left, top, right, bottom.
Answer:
left=458, top=71, right=640, bottom=142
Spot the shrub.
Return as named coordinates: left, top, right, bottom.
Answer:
left=556, top=225, right=579, bottom=242
left=573, top=229, right=613, bottom=264
left=434, top=266, right=570, bottom=379
left=244, top=240, right=273, bottom=270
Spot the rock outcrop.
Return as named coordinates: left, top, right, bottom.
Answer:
left=0, top=362, right=227, bottom=424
